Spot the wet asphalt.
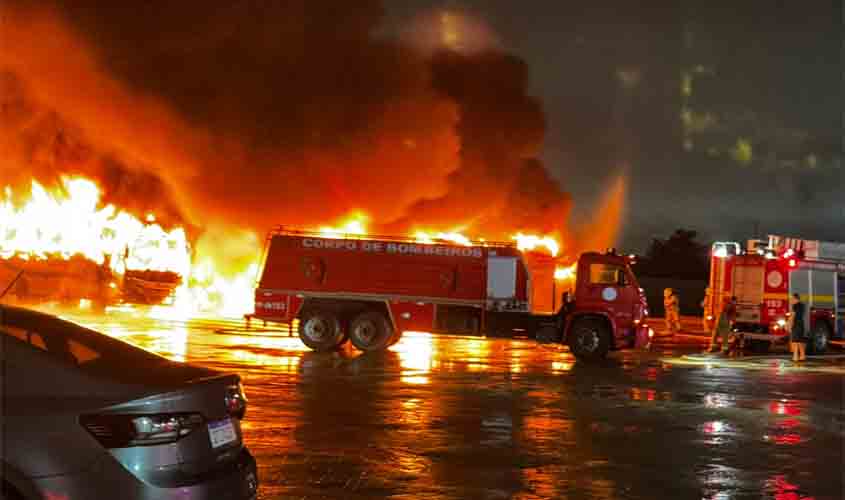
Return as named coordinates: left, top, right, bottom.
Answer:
left=60, top=310, right=844, bottom=500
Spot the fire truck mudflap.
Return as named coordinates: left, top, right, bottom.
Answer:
left=251, top=229, right=649, bottom=360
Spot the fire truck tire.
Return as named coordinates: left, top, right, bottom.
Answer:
left=298, top=310, right=344, bottom=352
left=807, top=322, right=831, bottom=355
left=349, top=311, right=394, bottom=351
left=568, top=318, right=611, bottom=361
left=535, top=325, right=562, bottom=343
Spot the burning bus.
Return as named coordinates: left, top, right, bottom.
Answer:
left=0, top=178, right=189, bottom=309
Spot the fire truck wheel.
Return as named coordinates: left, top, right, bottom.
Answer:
left=807, top=322, right=831, bottom=355
left=568, top=318, right=611, bottom=361
left=349, top=311, right=394, bottom=351
left=535, top=325, right=562, bottom=343
left=298, top=310, right=344, bottom=352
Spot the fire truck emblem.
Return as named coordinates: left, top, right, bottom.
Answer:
left=439, top=270, right=455, bottom=290
left=301, top=257, right=325, bottom=283
left=766, top=270, right=783, bottom=288
left=602, top=287, right=618, bottom=302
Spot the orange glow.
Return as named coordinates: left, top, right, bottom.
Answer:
left=413, top=230, right=472, bottom=246
left=554, top=263, right=576, bottom=281
left=391, top=331, right=435, bottom=384
left=0, top=177, right=189, bottom=276
left=513, top=233, right=560, bottom=256
left=0, top=176, right=257, bottom=318
left=318, top=213, right=368, bottom=238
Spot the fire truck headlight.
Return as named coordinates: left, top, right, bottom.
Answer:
left=776, top=318, right=786, bottom=327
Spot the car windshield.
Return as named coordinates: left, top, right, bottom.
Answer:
left=0, top=306, right=169, bottom=369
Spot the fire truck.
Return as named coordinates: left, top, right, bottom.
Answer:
left=250, top=229, right=650, bottom=360
left=705, top=235, right=845, bottom=353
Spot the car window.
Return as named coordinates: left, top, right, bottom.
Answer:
left=1, top=324, right=29, bottom=343
left=1, top=324, right=48, bottom=352
left=68, top=338, right=101, bottom=364
left=30, top=332, right=48, bottom=351
left=590, top=264, right=625, bottom=285
left=1, top=315, right=105, bottom=365
left=2, top=307, right=168, bottom=369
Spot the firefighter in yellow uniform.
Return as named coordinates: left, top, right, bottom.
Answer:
left=701, top=287, right=714, bottom=332
left=663, top=288, right=682, bottom=334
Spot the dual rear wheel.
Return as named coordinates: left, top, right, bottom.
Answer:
left=298, top=309, right=396, bottom=352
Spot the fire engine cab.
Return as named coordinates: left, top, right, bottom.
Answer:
left=250, top=228, right=650, bottom=360
left=705, top=235, right=845, bottom=353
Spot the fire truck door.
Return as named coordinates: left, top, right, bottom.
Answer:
left=733, top=263, right=764, bottom=323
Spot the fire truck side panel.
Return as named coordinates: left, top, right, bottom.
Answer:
left=761, top=259, right=789, bottom=327
left=254, top=291, right=304, bottom=322
left=387, top=301, right=436, bottom=332
left=732, top=256, right=765, bottom=324
left=257, top=235, right=490, bottom=303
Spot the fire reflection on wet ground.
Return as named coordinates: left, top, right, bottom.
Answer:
left=58, top=309, right=842, bottom=500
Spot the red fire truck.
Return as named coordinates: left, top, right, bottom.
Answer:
left=250, top=228, right=650, bottom=360
left=705, top=235, right=845, bottom=353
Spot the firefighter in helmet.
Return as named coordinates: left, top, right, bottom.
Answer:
left=663, top=288, right=681, bottom=334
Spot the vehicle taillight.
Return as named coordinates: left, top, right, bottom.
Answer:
left=225, top=382, right=248, bottom=420
left=80, top=413, right=204, bottom=448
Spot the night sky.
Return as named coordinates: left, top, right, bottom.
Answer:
left=387, top=0, right=843, bottom=250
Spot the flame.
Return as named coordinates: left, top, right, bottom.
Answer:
left=554, top=264, right=577, bottom=281
left=413, top=230, right=472, bottom=246
left=0, top=176, right=256, bottom=318
left=319, top=212, right=368, bottom=237
left=513, top=233, right=560, bottom=257
left=0, top=177, right=189, bottom=276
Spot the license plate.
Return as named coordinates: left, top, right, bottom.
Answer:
left=208, top=418, right=237, bottom=449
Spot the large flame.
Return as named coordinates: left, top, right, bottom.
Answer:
left=0, top=176, right=258, bottom=318
left=513, top=233, right=560, bottom=257
left=1, top=177, right=189, bottom=276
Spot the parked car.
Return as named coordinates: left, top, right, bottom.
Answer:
left=0, top=305, right=258, bottom=500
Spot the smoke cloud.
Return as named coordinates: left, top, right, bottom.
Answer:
left=1, top=1, right=570, bottom=244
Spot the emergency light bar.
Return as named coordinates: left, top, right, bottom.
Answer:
left=712, top=242, right=740, bottom=258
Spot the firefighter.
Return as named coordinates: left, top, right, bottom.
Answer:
left=701, top=287, right=714, bottom=332
left=707, top=296, right=737, bottom=353
left=663, top=288, right=682, bottom=334
left=787, top=293, right=806, bottom=362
